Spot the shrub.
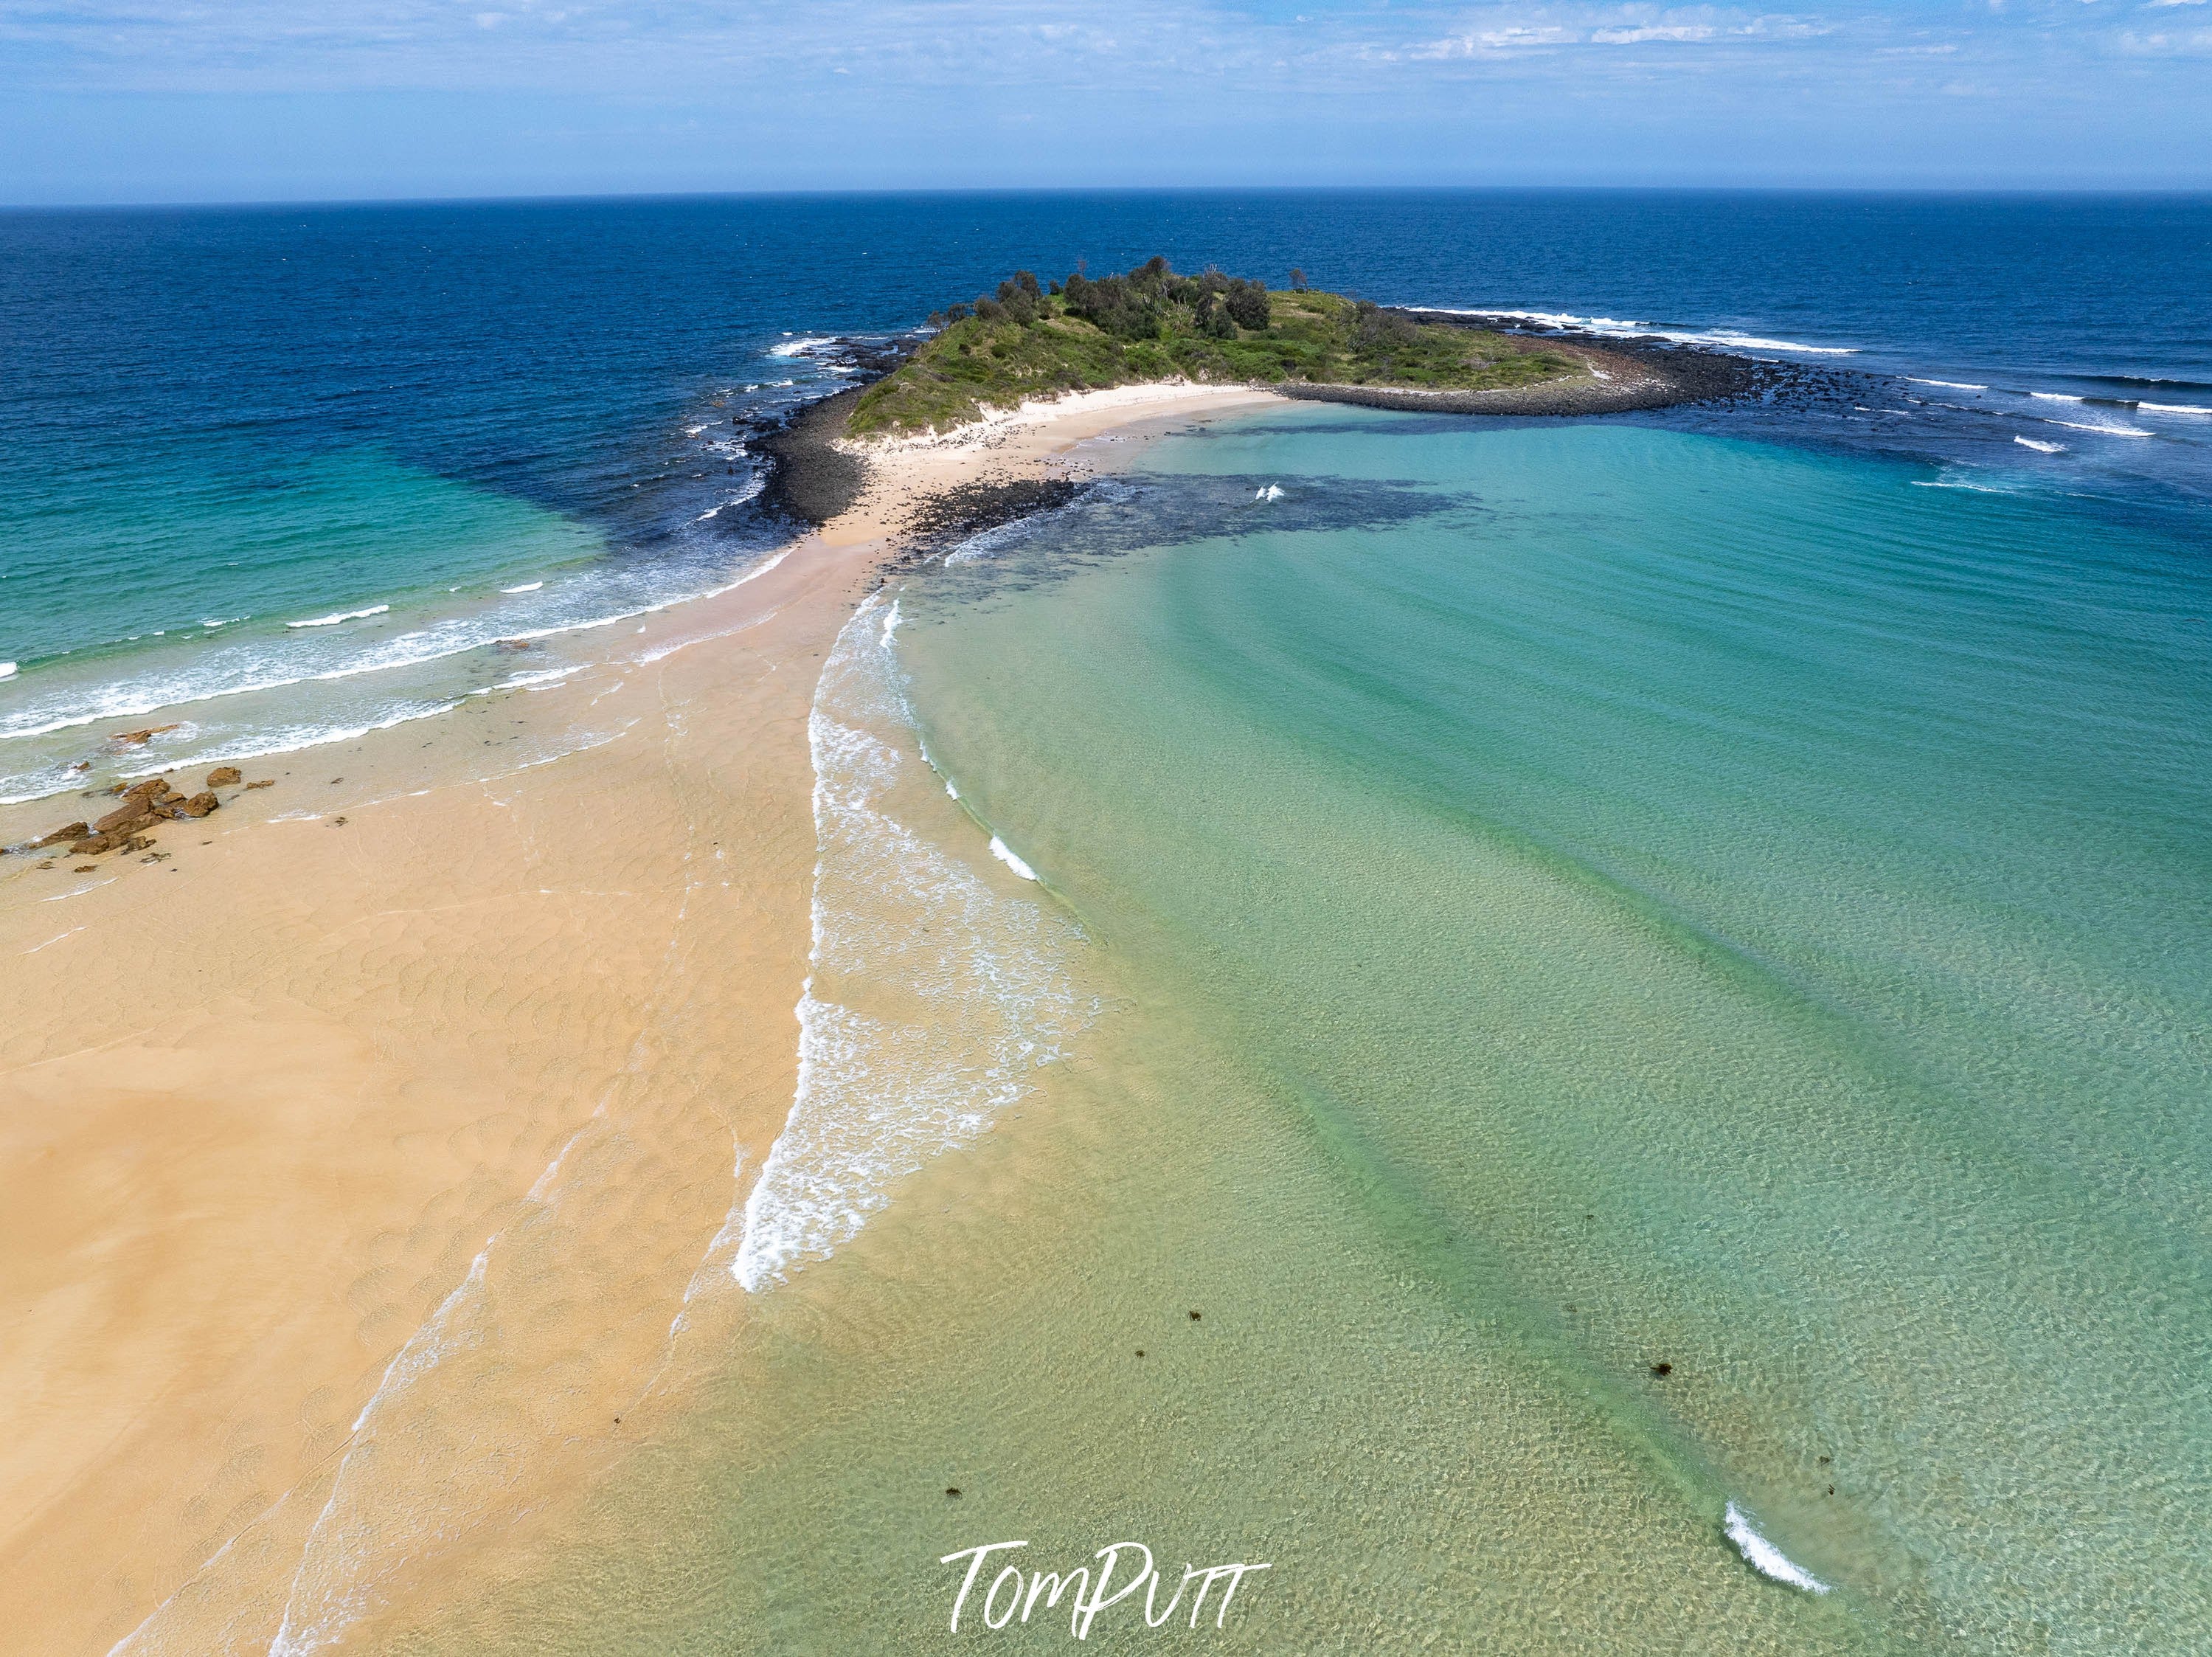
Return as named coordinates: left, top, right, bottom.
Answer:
left=1065, top=271, right=1161, bottom=340
left=1224, top=279, right=1271, bottom=331
left=1352, top=301, right=1418, bottom=352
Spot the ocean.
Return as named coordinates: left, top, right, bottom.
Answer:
left=7, top=191, right=2211, bottom=1651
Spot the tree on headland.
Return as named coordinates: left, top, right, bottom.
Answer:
left=1224, top=278, right=1270, bottom=330
left=852, top=255, right=1589, bottom=439
left=994, top=277, right=1041, bottom=325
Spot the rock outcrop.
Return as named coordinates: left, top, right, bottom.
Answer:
left=37, top=770, right=227, bottom=861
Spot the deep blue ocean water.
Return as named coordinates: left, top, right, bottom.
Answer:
left=1, top=190, right=2208, bottom=803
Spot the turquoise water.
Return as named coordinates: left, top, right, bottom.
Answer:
left=9, top=192, right=2210, bottom=812
left=14, top=196, right=2212, bottom=1649
left=873, top=408, right=2212, bottom=1647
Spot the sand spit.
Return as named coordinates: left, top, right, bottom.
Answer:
left=0, top=381, right=1271, bottom=1657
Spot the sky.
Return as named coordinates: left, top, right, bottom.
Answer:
left=2, top=1, right=2209, bottom=204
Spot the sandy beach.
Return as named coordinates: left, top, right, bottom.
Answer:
left=0, top=383, right=1280, bottom=1657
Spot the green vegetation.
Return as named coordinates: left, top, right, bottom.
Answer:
left=845, top=258, right=1588, bottom=437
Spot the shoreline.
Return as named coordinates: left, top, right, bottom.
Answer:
left=755, top=325, right=1757, bottom=528
left=0, top=381, right=1275, bottom=1657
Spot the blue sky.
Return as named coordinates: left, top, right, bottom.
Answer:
left=3, top=1, right=2209, bottom=203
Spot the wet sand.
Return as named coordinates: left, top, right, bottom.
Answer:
left=0, top=383, right=1280, bottom=1656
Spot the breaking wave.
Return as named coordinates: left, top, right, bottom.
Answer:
left=1723, top=1503, right=1831, bottom=1594
left=1437, top=308, right=1859, bottom=356
left=733, top=591, right=1088, bottom=1291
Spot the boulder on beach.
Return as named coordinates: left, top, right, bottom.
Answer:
left=69, top=831, right=118, bottom=856
left=207, top=766, right=243, bottom=787
left=93, top=802, right=157, bottom=836
left=32, top=821, right=90, bottom=848
left=109, top=724, right=180, bottom=747
left=178, top=792, right=219, bottom=818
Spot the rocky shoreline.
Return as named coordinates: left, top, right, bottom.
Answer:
left=756, top=385, right=872, bottom=527
left=1280, top=315, right=1761, bottom=416
left=13, top=766, right=271, bottom=868
left=750, top=312, right=1762, bottom=545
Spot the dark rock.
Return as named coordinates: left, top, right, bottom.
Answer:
left=69, top=833, right=116, bottom=855
left=109, top=724, right=180, bottom=746
left=903, top=477, right=1081, bottom=561
left=32, top=821, right=89, bottom=848
left=178, top=792, right=218, bottom=819
left=945, top=1487, right=961, bottom=1498
left=1188, top=1310, right=1202, bottom=1321
left=207, top=767, right=243, bottom=787
left=757, top=386, right=871, bottom=527
left=1648, top=1362, right=1673, bottom=1377
left=246, top=779, right=275, bottom=790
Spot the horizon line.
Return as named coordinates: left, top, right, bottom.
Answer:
left=10, top=181, right=2212, bottom=215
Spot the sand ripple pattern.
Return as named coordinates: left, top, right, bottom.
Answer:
left=735, top=594, right=1086, bottom=1291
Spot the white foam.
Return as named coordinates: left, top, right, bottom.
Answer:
left=1913, top=478, right=2019, bottom=494
left=988, top=835, right=1037, bottom=880
left=1909, top=378, right=1987, bottom=390
left=1432, top=308, right=1859, bottom=355
left=2044, top=418, right=2152, bottom=437
left=286, top=604, right=389, bottom=629
left=0, top=546, right=794, bottom=758
left=2014, top=437, right=2065, bottom=454
left=734, top=592, right=1084, bottom=1292
left=1723, top=1503, right=1830, bottom=1594
left=1255, top=483, right=1284, bottom=501
left=484, top=667, right=574, bottom=691
left=500, top=581, right=544, bottom=594
left=263, top=1246, right=494, bottom=1657
left=117, top=697, right=465, bottom=778
left=0, top=662, right=15, bottom=679
left=2141, top=402, right=2212, bottom=418
left=768, top=336, right=837, bottom=358
left=2029, top=391, right=2084, bottom=404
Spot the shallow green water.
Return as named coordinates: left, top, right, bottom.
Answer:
left=410, top=409, right=2211, bottom=1653
left=886, top=410, right=2212, bottom=1647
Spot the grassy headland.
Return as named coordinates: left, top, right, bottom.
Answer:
left=847, top=259, right=1588, bottom=438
